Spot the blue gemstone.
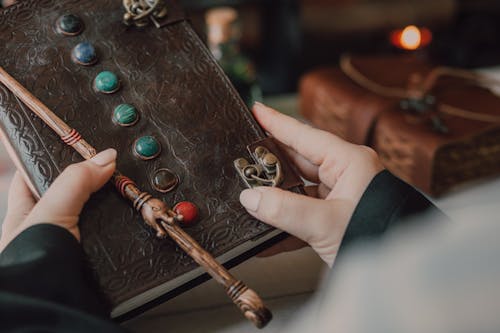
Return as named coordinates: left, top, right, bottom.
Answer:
left=71, top=42, right=97, bottom=66
left=57, top=14, right=83, bottom=36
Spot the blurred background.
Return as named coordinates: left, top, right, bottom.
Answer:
left=179, top=0, right=500, bottom=94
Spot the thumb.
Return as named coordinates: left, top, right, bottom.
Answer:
left=240, top=187, right=356, bottom=265
left=240, top=187, right=342, bottom=243
left=25, top=148, right=117, bottom=239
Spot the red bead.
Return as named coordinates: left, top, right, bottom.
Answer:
left=174, top=201, right=199, bottom=226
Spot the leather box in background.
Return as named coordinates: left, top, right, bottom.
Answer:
left=300, top=55, right=500, bottom=196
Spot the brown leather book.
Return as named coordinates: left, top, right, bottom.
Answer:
left=300, top=55, right=500, bottom=196
left=0, top=0, right=302, bottom=320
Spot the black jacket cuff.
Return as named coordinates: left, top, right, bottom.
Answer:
left=0, top=224, right=107, bottom=316
left=1, top=224, right=80, bottom=266
left=341, top=170, right=445, bottom=250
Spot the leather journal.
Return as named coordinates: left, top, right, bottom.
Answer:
left=0, top=0, right=303, bottom=322
left=300, top=55, right=500, bottom=196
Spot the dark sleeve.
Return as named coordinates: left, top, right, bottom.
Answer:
left=0, top=224, right=126, bottom=333
left=340, top=170, right=448, bottom=250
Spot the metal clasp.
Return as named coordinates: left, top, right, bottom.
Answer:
left=122, top=0, right=168, bottom=27
left=234, top=146, right=284, bottom=188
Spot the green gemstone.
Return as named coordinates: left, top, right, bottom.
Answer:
left=134, top=136, right=161, bottom=159
left=94, top=71, right=119, bottom=94
left=114, top=104, right=138, bottom=126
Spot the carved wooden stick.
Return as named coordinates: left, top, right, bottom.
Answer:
left=0, top=66, right=272, bottom=328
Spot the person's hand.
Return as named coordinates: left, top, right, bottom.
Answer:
left=240, top=103, right=384, bottom=266
left=0, top=149, right=117, bottom=252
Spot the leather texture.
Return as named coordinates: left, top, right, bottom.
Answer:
left=0, top=0, right=301, bottom=310
left=300, top=55, right=500, bottom=196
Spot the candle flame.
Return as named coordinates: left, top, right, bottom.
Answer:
left=400, top=25, right=422, bottom=50
left=390, top=25, right=432, bottom=50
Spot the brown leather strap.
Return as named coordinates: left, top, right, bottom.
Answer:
left=152, top=0, right=186, bottom=27
left=346, top=94, right=394, bottom=145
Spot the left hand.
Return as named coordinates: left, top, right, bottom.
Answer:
left=0, top=148, right=116, bottom=252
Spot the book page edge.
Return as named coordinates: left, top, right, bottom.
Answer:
left=111, top=229, right=282, bottom=317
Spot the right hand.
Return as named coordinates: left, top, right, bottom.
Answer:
left=240, top=103, right=384, bottom=266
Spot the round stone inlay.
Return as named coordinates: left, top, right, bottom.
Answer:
left=71, top=42, right=97, bottom=66
left=174, top=201, right=199, bottom=226
left=151, top=168, right=179, bottom=193
left=113, top=104, right=139, bottom=126
left=94, top=71, right=120, bottom=94
left=56, top=14, right=84, bottom=36
left=133, top=136, right=161, bottom=160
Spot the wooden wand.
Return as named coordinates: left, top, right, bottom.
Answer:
left=0, top=66, right=271, bottom=328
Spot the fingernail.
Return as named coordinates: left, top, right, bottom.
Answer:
left=240, top=189, right=262, bottom=212
left=91, top=148, right=117, bottom=166
left=253, top=101, right=266, bottom=110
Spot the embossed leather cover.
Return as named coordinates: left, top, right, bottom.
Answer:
left=300, top=55, right=500, bottom=196
left=0, top=0, right=302, bottom=318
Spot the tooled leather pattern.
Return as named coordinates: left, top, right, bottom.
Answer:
left=374, top=130, right=415, bottom=183
left=0, top=0, right=274, bottom=306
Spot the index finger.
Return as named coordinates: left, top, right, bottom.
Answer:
left=252, top=102, right=347, bottom=165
